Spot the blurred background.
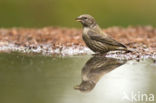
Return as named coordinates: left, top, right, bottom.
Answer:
left=0, top=0, right=156, bottom=28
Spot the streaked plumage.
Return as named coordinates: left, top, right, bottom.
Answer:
left=74, top=56, right=126, bottom=92
left=76, top=14, right=129, bottom=54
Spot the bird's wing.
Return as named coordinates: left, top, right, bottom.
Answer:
left=88, top=30, right=127, bottom=48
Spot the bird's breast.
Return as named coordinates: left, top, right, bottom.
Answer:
left=82, top=32, right=90, bottom=44
left=83, top=27, right=90, bottom=34
left=82, top=27, right=91, bottom=43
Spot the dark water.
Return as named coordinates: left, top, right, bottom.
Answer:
left=0, top=53, right=156, bottom=103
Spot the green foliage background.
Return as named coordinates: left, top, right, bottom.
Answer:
left=0, top=0, right=156, bottom=27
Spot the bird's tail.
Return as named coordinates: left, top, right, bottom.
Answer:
left=124, top=48, right=133, bottom=53
left=117, top=46, right=133, bottom=53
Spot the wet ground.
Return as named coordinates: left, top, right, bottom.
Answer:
left=0, top=53, right=155, bottom=103
left=0, top=26, right=156, bottom=59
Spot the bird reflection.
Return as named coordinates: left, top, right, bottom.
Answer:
left=74, top=56, right=126, bottom=92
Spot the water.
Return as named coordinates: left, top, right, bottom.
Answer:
left=0, top=53, right=156, bottom=103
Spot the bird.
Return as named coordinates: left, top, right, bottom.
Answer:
left=74, top=56, right=126, bottom=92
left=75, top=14, right=131, bottom=54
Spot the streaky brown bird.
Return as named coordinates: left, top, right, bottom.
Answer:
left=74, top=56, right=126, bottom=92
left=76, top=14, right=130, bottom=54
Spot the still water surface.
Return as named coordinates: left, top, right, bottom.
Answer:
left=0, top=53, right=156, bottom=103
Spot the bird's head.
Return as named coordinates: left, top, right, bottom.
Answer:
left=74, top=81, right=95, bottom=92
left=75, top=14, right=97, bottom=28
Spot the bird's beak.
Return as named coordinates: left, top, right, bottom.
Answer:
left=74, top=85, right=80, bottom=90
left=75, top=17, right=82, bottom=22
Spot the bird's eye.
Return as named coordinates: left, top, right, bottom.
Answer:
left=83, top=17, right=87, bottom=20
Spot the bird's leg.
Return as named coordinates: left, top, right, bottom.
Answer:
left=101, top=52, right=107, bottom=57
left=92, top=53, right=99, bottom=56
left=92, top=52, right=107, bottom=57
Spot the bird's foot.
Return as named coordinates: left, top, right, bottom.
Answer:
left=92, top=52, right=107, bottom=57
